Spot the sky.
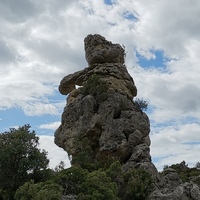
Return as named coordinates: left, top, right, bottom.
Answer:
left=0, top=0, right=200, bottom=171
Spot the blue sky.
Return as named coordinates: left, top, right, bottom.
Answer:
left=136, top=50, right=168, bottom=70
left=1, top=0, right=200, bottom=170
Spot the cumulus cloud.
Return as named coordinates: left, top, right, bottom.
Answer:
left=151, top=123, right=200, bottom=170
left=39, top=121, right=61, bottom=130
left=23, top=102, right=58, bottom=116
left=39, top=135, right=71, bottom=169
left=132, top=0, right=200, bottom=56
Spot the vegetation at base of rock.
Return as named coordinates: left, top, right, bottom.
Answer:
left=53, top=162, right=153, bottom=200
left=58, top=133, right=153, bottom=199
left=1, top=124, right=200, bottom=199
left=71, top=136, right=97, bottom=171
left=106, top=161, right=153, bottom=200
left=78, top=170, right=119, bottom=200
left=134, top=98, right=149, bottom=112
left=80, top=74, right=108, bottom=101
left=54, top=167, right=88, bottom=195
left=15, top=180, right=63, bottom=200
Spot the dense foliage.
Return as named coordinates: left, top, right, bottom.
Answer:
left=0, top=124, right=153, bottom=199
left=53, top=161, right=152, bottom=200
left=0, top=125, right=50, bottom=200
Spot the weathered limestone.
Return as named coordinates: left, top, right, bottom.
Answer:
left=55, top=34, right=157, bottom=182
left=147, top=162, right=200, bottom=200
left=84, top=34, right=125, bottom=65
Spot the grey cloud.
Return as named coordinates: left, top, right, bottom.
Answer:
left=150, top=79, right=200, bottom=113
left=133, top=67, right=200, bottom=122
left=0, top=0, right=75, bottom=24
left=25, top=38, right=86, bottom=69
left=40, top=0, right=74, bottom=13
left=169, top=85, right=200, bottom=112
left=0, top=0, right=40, bottom=23
left=134, top=0, right=200, bottom=57
left=0, top=39, right=16, bottom=64
left=154, top=83, right=200, bottom=113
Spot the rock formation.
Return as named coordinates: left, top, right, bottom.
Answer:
left=148, top=162, right=200, bottom=200
left=55, top=34, right=200, bottom=199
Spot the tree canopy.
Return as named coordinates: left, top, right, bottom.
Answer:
left=0, top=124, right=49, bottom=199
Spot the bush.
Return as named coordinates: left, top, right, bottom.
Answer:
left=78, top=171, right=119, bottom=200
left=54, top=167, right=88, bottom=195
left=122, top=168, right=153, bottom=200
left=15, top=180, right=63, bottom=200
left=134, top=98, right=149, bottom=112
left=106, top=161, right=153, bottom=200
left=81, top=74, right=108, bottom=102
left=71, top=137, right=97, bottom=171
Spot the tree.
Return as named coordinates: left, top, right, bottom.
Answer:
left=0, top=124, right=49, bottom=199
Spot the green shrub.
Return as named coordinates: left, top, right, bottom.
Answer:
left=134, top=98, right=149, bottom=112
left=122, top=168, right=153, bottom=200
left=15, top=180, right=63, bottom=200
left=72, top=136, right=118, bottom=171
left=78, top=171, right=119, bottom=200
left=106, top=161, right=153, bottom=200
left=71, top=137, right=97, bottom=171
left=54, top=166, right=88, bottom=195
left=81, top=74, right=108, bottom=102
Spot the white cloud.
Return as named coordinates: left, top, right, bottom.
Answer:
left=150, top=123, right=200, bottom=170
left=131, top=64, right=200, bottom=123
left=133, top=0, right=200, bottom=56
left=39, top=121, right=61, bottom=130
left=39, top=135, right=71, bottom=169
left=22, top=102, right=58, bottom=116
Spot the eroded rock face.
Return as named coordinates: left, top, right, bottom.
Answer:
left=147, top=162, right=200, bottom=200
left=55, top=34, right=157, bottom=180
left=84, top=34, right=125, bottom=65
left=55, top=35, right=151, bottom=163
left=54, top=34, right=200, bottom=199
left=147, top=167, right=200, bottom=200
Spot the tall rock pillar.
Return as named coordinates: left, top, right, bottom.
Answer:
left=55, top=34, right=159, bottom=181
